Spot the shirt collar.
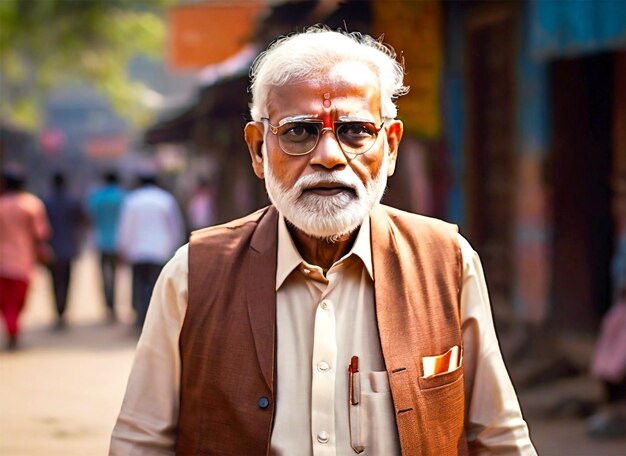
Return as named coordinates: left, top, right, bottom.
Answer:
left=275, top=213, right=374, bottom=291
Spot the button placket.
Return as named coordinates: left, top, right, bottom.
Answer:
left=311, top=297, right=337, bottom=454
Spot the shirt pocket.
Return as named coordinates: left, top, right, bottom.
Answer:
left=360, top=371, right=401, bottom=455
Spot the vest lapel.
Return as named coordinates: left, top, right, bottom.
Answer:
left=247, top=206, right=279, bottom=390
left=370, top=205, right=414, bottom=366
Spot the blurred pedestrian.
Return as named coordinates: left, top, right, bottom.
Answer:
left=43, top=172, right=86, bottom=328
left=0, top=169, right=51, bottom=349
left=588, top=177, right=626, bottom=439
left=116, top=172, right=184, bottom=329
left=87, top=171, right=126, bottom=322
left=111, top=27, right=535, bottom=454
left=186, top=177, right=216, bottom=231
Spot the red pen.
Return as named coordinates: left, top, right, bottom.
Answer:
left=348, top=355, right=364, bottom=453
left=349, top=355, right=360, bottom=406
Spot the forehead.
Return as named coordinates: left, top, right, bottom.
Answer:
left=266, top=62, right=381, bottom=121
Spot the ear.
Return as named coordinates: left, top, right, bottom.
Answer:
left=244, top=122, right=265, bottom=179
left=384, top=119, right=403, bottom=176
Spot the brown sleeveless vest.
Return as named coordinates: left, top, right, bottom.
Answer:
left=178, top=205, right=469, bottom=455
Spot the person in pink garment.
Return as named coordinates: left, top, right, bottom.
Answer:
left=588, top=177, right=626, bottom=438
left=0, top=169, right=51, bottom=349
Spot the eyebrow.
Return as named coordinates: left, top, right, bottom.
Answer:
left=276, top=114, right=319, bottom=126
left=276, top=114, right=377, bottom=125
left=337, top=115, right=376, bottom=123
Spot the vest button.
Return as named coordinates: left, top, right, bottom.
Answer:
left=258, top=396, right=270, bottom=409
left=317, top=431, right=330, bottom=443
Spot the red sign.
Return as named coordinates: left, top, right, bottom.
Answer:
left=168, top=1, right=265, bottom=69
left=40, top=129, right=67, bottom=154
left=84, top=134, right=129, bottom=158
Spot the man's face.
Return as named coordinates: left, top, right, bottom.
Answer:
left=245, top=62, right=403, bottom=239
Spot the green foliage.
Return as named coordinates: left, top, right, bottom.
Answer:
left=0, top=0, right=176, bottom=130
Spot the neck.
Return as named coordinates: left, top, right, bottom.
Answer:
left=286, top=223, right=359, bottom=271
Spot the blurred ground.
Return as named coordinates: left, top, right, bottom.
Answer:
left=0, top=249, right=138, bottom=456
left=1, top=248, right=625, bottom=455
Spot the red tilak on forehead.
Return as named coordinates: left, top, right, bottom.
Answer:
left=321, top=110, right=333, bottom=128
left=321, top=93, right=333, bottom=127
left=323, top=92, right=331, bottom=108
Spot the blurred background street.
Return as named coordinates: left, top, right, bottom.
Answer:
left=0, top=249, right=137, bottom=456
left=1, top=0, right=625, bottom=455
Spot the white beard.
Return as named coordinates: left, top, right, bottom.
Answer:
left=264, top=147, right=389, bottom=242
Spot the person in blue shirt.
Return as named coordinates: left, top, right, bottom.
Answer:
left=87, top=171, right=126, bottom=322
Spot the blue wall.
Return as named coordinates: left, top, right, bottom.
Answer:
left=531, top=0, right=626, bottom=59
left=442, top=4, right=466, bottom=228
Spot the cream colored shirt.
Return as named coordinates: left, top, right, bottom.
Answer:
left=111, top=215, right=536, bottom=455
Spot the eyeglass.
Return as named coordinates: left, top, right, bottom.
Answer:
left=261, top=117, right=385, bottom=157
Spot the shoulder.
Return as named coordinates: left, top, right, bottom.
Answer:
left=103, top=186, right=125, bottom=199
left=149, top=187, right=178, bottom=205
left=123, top=189, right=145, bottom=205
left=23, top=192, right=46, bottom=212
left=23, top=191, right=42, bottom=203
left=161, top=244, right=189, bottom=279
left=456, top=233, right=483, bottom=278
left=375, top=204, right=459, bottom=236
left=190, top=206, right=270, bottom=244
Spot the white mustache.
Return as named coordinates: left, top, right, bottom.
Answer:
left=293, top=171, right=361, bottom=194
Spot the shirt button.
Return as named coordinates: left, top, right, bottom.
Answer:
left=317, top=431, right=330, bottom=443
left=258, top=396, right=270, bottom=409
left=317, top=361, right=330, bottom=372
left=320, top=300, right=329, bottom=310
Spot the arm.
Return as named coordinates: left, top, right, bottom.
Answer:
left=115, top=200, right=132, bottom=262
left=33, top=195, right=51, bottom=242
left=458, top=235, right=537, bottom=455
left=32, top=196, right=54, bottom=265
left=109, top=245, right=189, bottom=455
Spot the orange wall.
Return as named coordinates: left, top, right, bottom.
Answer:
left=168, top=1, right=264, bottom=69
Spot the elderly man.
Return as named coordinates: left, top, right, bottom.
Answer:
left=111, top=28, right=536, bottom=455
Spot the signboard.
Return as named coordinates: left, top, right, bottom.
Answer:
left=84, top=134, right=129, bottom=158
left=168, top=1, right=265, bottom=69
left=373, top=0, right=443, bottom=139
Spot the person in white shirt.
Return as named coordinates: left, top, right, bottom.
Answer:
left=116, top=173, right=184, bottom=328
left=111, top=27, right=536, bottom=455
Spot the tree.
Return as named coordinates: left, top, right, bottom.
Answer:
left=0, top=0, right=174, bottom=130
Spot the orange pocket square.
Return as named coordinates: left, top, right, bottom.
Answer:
left=421, top=346, right=462, bottom=378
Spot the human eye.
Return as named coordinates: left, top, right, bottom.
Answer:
left=338, top=122, right=376, bottom=139
left=280, top=122, right=319, bottom=143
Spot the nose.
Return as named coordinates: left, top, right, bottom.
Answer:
left=309, top=129, right=348, bottom=170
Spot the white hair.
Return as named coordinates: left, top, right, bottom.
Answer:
left=249, top=26, right=408, bottom=121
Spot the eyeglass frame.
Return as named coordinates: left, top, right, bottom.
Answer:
left=259, top=115, right=387, bottom=157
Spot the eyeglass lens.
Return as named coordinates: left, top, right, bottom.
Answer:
left=275, top=121, right=380, bottom=156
